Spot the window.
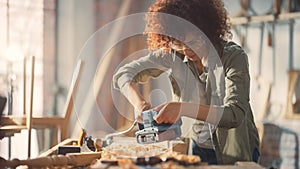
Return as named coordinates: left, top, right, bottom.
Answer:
left=0, top=0, right=45, bottom=159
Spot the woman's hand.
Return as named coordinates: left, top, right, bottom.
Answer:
left=136, top=101, right=151, bottom=123
left=152, top=102, right=182, bottom=124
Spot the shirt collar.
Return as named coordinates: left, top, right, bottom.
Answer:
left=183, top=56, right=189, bottom=63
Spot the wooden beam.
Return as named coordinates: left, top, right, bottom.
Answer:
left=39, top=138, right=78, bottom=157
left=1, top=151, right=101, bottom=168
left=27, top=56, right=35, bottom=158
left=230, top=12, right=300, bottom=25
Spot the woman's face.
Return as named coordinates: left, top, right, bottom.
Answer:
left=169, top=33, right=207, bottom=62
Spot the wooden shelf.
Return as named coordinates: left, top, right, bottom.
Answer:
left=230, top=12, right=300, bottom=25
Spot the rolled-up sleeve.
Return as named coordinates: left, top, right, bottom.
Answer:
left=218, top=46, right=250, bottom=129
left=113, top=50, right=172, bottom=91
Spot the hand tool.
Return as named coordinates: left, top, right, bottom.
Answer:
left=135, top=110, right=182, bottom=144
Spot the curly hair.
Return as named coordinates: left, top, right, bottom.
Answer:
left=144, top=0, right=231, bottom=51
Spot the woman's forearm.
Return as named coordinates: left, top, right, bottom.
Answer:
left=181, top=102, right=219, bottom=124
left=121, top=81, right=150, bottom=112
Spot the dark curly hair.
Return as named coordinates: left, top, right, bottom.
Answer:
left=144, top=0, right=231, bottom=52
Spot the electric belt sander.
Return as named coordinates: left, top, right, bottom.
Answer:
left=135, top=110, right=182, bottom=144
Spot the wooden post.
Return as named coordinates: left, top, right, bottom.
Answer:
left=27, top=56, right=35, bottom=158
left=23, top=56, right=26, bottom=116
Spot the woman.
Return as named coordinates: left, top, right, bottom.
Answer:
left=113, top=0, right=260, bottom=164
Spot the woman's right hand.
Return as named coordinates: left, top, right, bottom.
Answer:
left=136, top=101, right=151, bottom=123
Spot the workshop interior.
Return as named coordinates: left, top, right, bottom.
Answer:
left=0, top=0, right=300, bottom=168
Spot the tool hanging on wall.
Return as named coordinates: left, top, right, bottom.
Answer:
left=257, top=23, right=265, bottom=84
left=270, top=0, right=300, bottom=14
left=255, top=22, right=273, bottom=120
left=241, top=24, right=249, bottom=51
left=276, top=0, right=300, bottom=13
left=288, top=19, right=295, bottom=70
left=234, top=0, right=257, bottom=17
left=267, top=22, right=276, bottom=85
left=273, top=0, right=283, bottom=14
left=232, top=23, right=250, bottom=52
left=232, top=0, right=258, bottom=51
left=285, top=0, right=296, bottom=70
left=267, top=24, right=273, bottom=47
left=287, top=0, right=292, bottom=12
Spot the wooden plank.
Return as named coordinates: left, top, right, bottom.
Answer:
left=1, top=116, right=27, bottom=125
left=28, top=55, right=35, bottom=158
left=230, top=12, right=300, bottom=25
left=0, top=151, right=101, bottom=168
left=0, top=125, right=26, bottom=139
left=235, top=161, right=264, bottom=169
left=1, top=116, right=65, bottom=128
left=39, top=138, right=78, bottom=157
left=0, top=125, right=27, bottom=130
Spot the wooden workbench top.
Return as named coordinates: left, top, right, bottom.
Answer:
left=89, top=161, right=263, bottom=169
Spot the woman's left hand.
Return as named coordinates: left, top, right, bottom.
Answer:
left=152, top=102, right=181, bottom=124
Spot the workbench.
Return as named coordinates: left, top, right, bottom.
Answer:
left=0, top=137, right=264, bottom=169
